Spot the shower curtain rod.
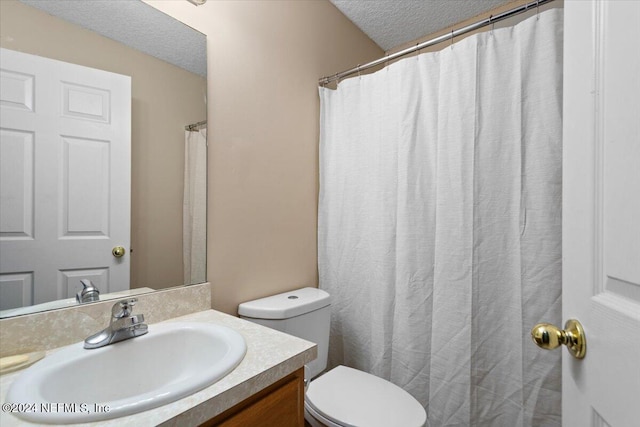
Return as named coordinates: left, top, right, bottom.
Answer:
left=185, top=120, right=207, bottom=131
left=319, top=0, right=556, bottom=85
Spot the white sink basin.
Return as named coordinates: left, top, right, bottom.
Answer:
left=6, top=322, right=246, bottom=424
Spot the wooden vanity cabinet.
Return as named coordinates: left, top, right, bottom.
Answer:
left=201, top=367, right=305, bottom=427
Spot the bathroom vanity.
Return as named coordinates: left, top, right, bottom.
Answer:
left=203, top=367, right=305, bottom=426
left=0, top=291, right=316, bottom=426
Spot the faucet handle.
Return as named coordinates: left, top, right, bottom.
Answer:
left=112, top=298, right=138, bottom=318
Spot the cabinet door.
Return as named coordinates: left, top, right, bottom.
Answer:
left=203, top=368, right=305, bottom=427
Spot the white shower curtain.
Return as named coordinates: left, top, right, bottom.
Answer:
left=183, top=128, right=207, bottom=285
left=318, top=9, right=562, bottom=427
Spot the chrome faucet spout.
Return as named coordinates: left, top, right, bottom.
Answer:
left=84, top=298, right=148, bottom=349
left=76, top=279, right=100, bottom=304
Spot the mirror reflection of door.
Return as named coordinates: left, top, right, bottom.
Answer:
left=0, top=48, right=131, bottom=310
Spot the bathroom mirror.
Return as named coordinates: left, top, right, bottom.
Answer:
left=0, top=0, right=207, bottom=318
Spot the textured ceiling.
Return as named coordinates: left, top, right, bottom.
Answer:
left=19, top=0, right=206, bottom=77
left=330, top=0, right=514, bottom=51
left=22, top=0, right=517, bottom=75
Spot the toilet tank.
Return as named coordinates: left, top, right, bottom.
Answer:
left=238, top=287, right=331, bottom=379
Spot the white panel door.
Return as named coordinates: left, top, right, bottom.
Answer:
left=0, top=48, right=131, bottom=309
left=562, top=1, right=640, bottom=426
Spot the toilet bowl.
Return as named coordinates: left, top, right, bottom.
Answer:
left=238, top=287, right=427, bottom=427
left=304, top=365, right=426, bottom=427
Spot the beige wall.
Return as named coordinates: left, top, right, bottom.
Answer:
left=0, top=1, right=206, bottom=291
left=146, top=0, right=383, bottom=314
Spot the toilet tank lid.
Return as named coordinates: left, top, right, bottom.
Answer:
left=238, top=287, right=331, bottom=320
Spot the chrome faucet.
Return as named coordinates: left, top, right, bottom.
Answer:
left=76, top=279, right=100, bottom=304
left=84, top=298, right=148, bottom=349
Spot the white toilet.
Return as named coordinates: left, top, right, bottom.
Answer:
left=238, top=287, right=427, bottom=427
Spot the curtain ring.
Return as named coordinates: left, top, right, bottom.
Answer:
left=489, top=15, right=494, bottom=36
left=536, top=0, right=540, bottom=19
left=450, top=29, right=454, bottom=49
left=357, top=64, right=361, bottom=78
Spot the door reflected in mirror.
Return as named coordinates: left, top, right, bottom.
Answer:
left=0, top=0, right=207, bottom=318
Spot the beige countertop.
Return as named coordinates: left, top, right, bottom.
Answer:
left=0, top=309, right=317, bottom=426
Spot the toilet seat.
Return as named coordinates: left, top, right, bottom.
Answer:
left=305, top=365, right=427, bottom=427
left=304, top=403, right=343, bottom=427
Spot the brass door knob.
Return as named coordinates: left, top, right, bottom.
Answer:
left=112, top=246, right=126, bottom=258
left=531, top=319, right=586, bottom=359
